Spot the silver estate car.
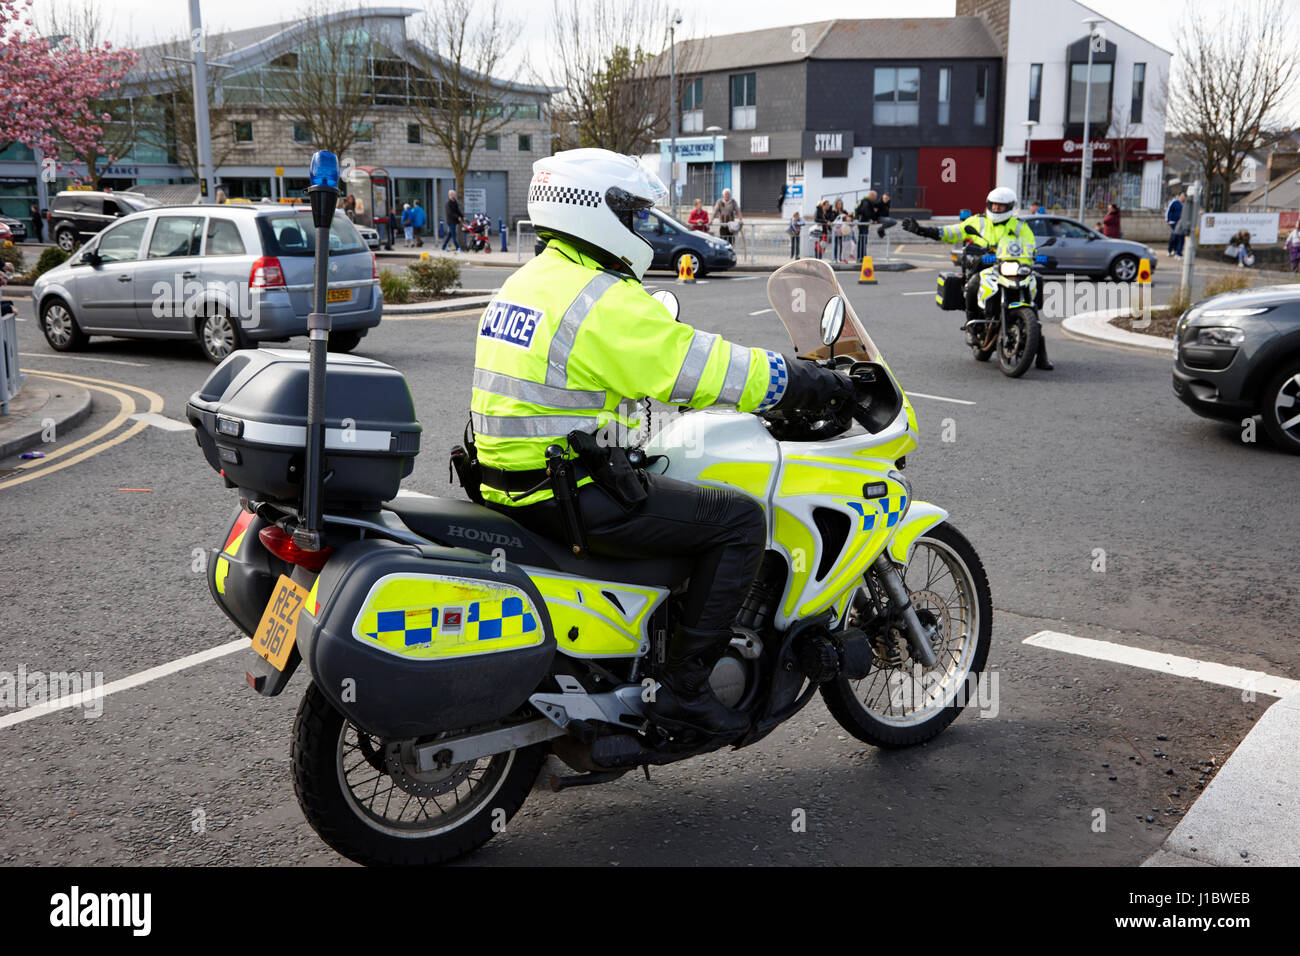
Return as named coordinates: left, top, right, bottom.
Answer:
left=33, top=203, right=383, bottom=362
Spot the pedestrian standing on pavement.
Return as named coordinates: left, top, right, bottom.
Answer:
left=854, top=191, right=876, bottom=259
left=443, top=189, right=462, bottom=252
left=813, top=200, right=831, bottom=259
left=410, top=199, right=426, bottom=247
left=1165, top=192, right=1185, bottom=257
left=1285, top=221, right=1300, bottom=273
left=688, top=197, right=710, bottom=232
left=401, top=203, right=413, bottom=246
left=28, top=202, right=42, bottom=243
left=788, top=210, right=803, bottom=258
left=876, top=192, right=897, bottom=237
left=1099, top=203, right=1122, bottom=238
left=831, top=199, right=846, bottom=260
left=712, top=188, right=742, bottom=246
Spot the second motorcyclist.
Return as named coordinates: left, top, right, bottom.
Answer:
left=902, top=186, right=1053, bottom=371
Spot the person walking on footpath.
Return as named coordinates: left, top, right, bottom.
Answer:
left=442, top=189, right=462, bottom=252
left=410, top=199, right=427, bottom=247
left=712, top=188, right=742, bottom=246
left=1165, top=191, right=1185, bottom=258
left=401, top=203, right=414, bottom=247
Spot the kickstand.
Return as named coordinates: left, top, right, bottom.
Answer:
left=642, top=764, right=651, bottom=782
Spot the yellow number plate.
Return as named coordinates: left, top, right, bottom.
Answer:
left=327, top=288, right=352, bottom=303
left=252, top=575, right=310, bottom=671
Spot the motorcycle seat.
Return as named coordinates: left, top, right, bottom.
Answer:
left=384, top=496, right=694, bottom=589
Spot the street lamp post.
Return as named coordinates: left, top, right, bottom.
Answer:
left=706, top=125, right=723, bottom=203
left=668, top=9, right=682, bottom=220
left=1021, top=120, right=1037, bottom=206
left=1078, top=16, right=1106, bottom=222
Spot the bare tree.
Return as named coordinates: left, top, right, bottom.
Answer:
left=266, top=0, right=378, bottom=157
left=1166, top=0, right=1298, bottom=211
left=139, top=46, right=240, bottom=181
left=548, top=0, right=694, bottom=156
left=408, top=0, right=523, bottom=204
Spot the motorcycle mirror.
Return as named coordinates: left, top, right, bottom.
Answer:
left=651, top=289, right=681, bottom=321
left=820, top=295, right=845, bottom=347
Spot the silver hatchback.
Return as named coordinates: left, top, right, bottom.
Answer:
left=33, top=203, right=383, bottom=362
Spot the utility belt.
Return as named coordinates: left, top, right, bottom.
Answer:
left=450, top=419, right=654, bottom=558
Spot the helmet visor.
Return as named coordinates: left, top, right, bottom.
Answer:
left=987, top=201, right=1013, bottom=214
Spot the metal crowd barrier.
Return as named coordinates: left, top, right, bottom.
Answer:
left=1, top=303, right=25, bottom=414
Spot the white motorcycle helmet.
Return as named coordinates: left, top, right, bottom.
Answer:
left=527, top=148, right=668, bottom=280
left=985, top=186, right=1018, bottom=224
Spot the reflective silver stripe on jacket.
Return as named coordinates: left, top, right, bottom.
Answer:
left=472, top=368, right=606, bottom=411
left=716, top=343, right=751, bottom=406
left=546, top=271, right=621, bottom=386
left=668, top=330, right=719, bottom=404
left=471, top=411, right=600, bottom=438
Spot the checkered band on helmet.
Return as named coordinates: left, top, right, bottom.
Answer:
left=528, top=183, right=602, bottom=208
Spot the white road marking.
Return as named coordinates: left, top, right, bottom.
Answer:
left=901, top=291, right=933, bottom=296
left=726, top=275, right=763, bottom=281
left=907, top=391, right=976, bottom=406
left=749, top=308, right=774, bottom=316
left=1023, top=631, right=1300, bottom=698
left=129, top=412, right=190, bottom=432
left=0, top=638, right=248, bottom=729
left=19, top=352, right=149, bottom=368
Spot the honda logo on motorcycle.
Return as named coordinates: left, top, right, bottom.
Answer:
left=445, top=525, right=524, bottom=549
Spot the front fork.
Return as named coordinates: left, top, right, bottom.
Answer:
left=870, top=554, right=938, bottom=669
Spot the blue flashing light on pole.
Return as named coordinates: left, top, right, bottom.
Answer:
left=309, top=150, right=340, bottom=190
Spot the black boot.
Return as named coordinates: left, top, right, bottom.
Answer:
left=649, top=625, right=750, bottom=739
left=1035, top=336, right=1054, bottom=371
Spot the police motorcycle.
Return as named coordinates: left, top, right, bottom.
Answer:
left=187, top=152, right=992, bottom=866
left=936, top=230, right=1052, bottom=378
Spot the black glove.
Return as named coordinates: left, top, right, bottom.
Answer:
left=775, top=355, right=854, bottom=413
left=901, top=217, right=919, bottom=234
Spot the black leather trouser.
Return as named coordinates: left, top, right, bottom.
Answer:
left=506, top=472, right=766, bottom=632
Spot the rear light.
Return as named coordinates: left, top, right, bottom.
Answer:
left=371, top=252, right=378, bottom=279
left=249, top=256, right=285, bottom=289
left=258, top=525, right=334, bottom=571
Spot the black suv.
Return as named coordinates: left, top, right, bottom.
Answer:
left=1172, top=284, right=1300, bottom=453
left=47, top=190, right=160, bottom=251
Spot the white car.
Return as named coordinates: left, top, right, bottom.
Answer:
left=356, top=225, right=380, bottom=250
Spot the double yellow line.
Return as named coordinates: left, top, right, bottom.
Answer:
left=0, top=370, right=165, bottom=491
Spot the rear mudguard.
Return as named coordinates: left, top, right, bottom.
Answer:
left=887, top=501, right=948, bottom=565
left=209, top=507, right=278, bottom=638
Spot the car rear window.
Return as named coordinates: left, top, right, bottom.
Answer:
left=256, top=212, right=366, bottom=257
left=206, top=218, right=246, bottom=256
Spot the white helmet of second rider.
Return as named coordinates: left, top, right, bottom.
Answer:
left=985, top=186, right=1018, bottom=224
left=526, top=148, right=669, bottom=280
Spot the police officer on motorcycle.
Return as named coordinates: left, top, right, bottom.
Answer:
left=901, top=186, right=1053, bottom=371
left=469, top=148, right=853, bottom=739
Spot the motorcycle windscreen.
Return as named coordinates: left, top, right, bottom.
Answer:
left=765, top=258, right=883, bottom=363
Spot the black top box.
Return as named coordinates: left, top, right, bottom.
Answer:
left=187, top=349, right=422, bottom=507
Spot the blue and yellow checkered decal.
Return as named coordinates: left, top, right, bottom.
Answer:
left=878, top=494, right=907, bottom=529
left=755, top=350, right=789, bottom=412
left=354, top=575, right=544, bottom=659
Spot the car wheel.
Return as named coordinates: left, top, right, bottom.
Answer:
left=1261, top=360, right=1300, bottom=454
left=55, top=228, right=77, bottom=252
left=197, top=309, right=246, bottom=364
left=327, top=330, right=362, bottom=353
left=1109, top=254, right=1139, bottom=282
left=673, top=251, right=702, bottom=278
left=40, top=298, right=88, bottom=351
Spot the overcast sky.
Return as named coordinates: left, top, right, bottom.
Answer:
left=35, top=0, right=1186, bottom=75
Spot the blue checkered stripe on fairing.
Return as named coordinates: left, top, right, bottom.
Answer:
left=370, top=597, right=537, bottom=647
left=755, top=351, right=788, bottom=412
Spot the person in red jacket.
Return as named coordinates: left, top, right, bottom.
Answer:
left=688, top=197, right=710, bottom=232
left=1098, top=203, right=1122, bottom=238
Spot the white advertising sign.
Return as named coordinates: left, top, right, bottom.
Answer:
left=463, top=187, right=487, bottom=214
left=1199, top=212, right=1280, bottom=245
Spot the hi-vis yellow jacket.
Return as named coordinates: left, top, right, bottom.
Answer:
left=937, top=214, right=1036, bottom=263
left=471, top=237, right=787, bottom=506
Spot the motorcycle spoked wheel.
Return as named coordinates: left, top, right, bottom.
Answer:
left=997, top=307, right=1040, bottom=378
left=820, top=523, right=992, bottom=748
left=291, top=681, right=547, bottom=866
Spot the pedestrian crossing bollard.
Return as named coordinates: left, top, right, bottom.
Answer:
left=1137, top=258, right=1151, bottom=284
left=677, top=255, right=696, bottom=282
left=858, top=256, right=877, bottom=285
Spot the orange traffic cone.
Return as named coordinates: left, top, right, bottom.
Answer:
left=858, top=256, right=877, bottom=285
left=677, top=255, right=696, bottom=282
